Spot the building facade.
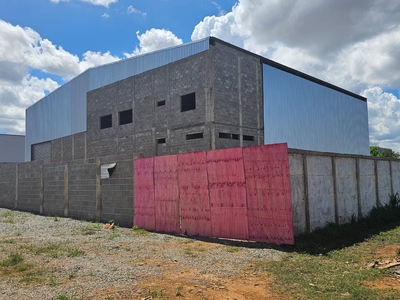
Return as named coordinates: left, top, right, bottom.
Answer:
left=26, top=37, right=369, bottom=163
left=0, top=134, right=25, bottom=163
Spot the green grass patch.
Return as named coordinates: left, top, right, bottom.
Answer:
left=254, top=193, right=400, bottom=300
left=80, top=223, right=102, bottom=235
left=0, top=252, right=24, bottom=267
left=131, top=225, right=149, bottom=236
left=0, top=210, right=16, bottom=224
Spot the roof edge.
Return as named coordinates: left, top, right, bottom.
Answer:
left=209, top=37, right=367, bottom=102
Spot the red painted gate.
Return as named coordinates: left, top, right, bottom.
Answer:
left=154, top=155, right=180, bottom=233
left=133, top=143, right=294, bottom=244
left=133, top=157, right=155, bottom=230
left=178, top=151, right=211, bottom=236
left=207, top=148, right=249, bottom=240
left=243, top=145, right=294, bottom=244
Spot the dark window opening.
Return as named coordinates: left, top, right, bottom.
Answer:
left=157, top=138, right=166, bottom=144
left=243, top=135, right=255, bottom=141
left=100, top=114, right=112, bottom=129
left=119, top=109, right=132, bottom=125
left=219, top=132, right=232, bottom=139
left=157, top=100, right=166, bottom=107
left=181, top=93, right=196, bottom=112
left=186, top=132, right=203, bottom=140
left=232, top=134, right=239, bottom=140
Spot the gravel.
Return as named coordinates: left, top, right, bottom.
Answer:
left=0, top=208, right=285, bottom=300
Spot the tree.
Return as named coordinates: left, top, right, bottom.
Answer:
left=370, top=146, right=400, bottom=158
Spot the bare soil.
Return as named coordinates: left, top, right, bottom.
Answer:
left=0, top=209, right=286, bottom=300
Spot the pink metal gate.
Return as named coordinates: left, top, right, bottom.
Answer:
left=133, top=143, right=294, bottom=244
left=243, top=144, right=294, bottom=244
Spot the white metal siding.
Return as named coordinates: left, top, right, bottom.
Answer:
left=263, top=64, right=370, bottom=155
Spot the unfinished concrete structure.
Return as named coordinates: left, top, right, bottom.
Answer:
left=26, top=37, right=369, bottom=163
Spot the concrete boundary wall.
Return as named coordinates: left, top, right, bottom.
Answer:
left=0, top=154, right=135, bottom=227
left=1, top=148, right=400, bottom=237
left=289, top=149, right=400, bottom=235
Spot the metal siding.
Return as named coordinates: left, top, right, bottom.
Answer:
left=207, top=148, right=249, bottom=240
left=25, top=38, right=210, bottom=160
left=178, top=151, right=212, bottom=236
left=154, top=155, right=180, bottom=233
left=31, top=141, right=51, bottom=163
left=133, top=157, right=156, bottom=230
left=0, top=135, right=25, bottom=163
left=263, top=64, right=370, bottom=155
left=243, top=144, right=294, bottom=244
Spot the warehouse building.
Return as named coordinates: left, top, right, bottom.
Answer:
left=0, top=134, right=25, bottom=163
left=26, top=37, right=369, bottom=163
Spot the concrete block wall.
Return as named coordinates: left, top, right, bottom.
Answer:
left=0, top=155, right=134, bottom=226
left=0, top=163, right=17, bottom=209
left=289, top=149, right=400, bottom=235
left=67, top=159, right=97, bottom=221
left=100, top=154, right=133, bottom=226
left=43, top=162, right=66, bottom=217
left=211, top=40, right=263, bottom=146
left=17, top=161, right=43, bottom=213
left=85, top=51, right=211, bottom=160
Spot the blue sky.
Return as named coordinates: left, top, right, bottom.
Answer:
left=1, top=0, right=400, bottom=151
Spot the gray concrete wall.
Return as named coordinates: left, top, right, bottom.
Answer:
left=45, top=42, right=262, bottom=164
left=43, top=162, right=66, bottom=217
left=0, top=163, right=17, bottom=209
left=0, top=155, right=134, bottom=226
left=289, top=149, right=400, bottom=235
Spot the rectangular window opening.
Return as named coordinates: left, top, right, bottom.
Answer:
left=157, top=138, right=166, bottom=144
left=100, top=114, right=112, bottom=129
left=186, top=132, right=203, bottom=140
left=243, top=135, right=255, bottom=141
left=157, top=100, right=166, bottom=107
left=219, top=132, right=232, bottom=139
left=232, top=134, right=239, bottom=140
left=119, top=109, right=132, bottom=125
left=181, top=92, right=196, bottom=112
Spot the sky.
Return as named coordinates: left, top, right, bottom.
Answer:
left=1, top=0, right=400, bottom=151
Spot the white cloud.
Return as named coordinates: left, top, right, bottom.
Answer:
left=0, top=19, right=120, bottom=134
left=79, top=0, right=117, bottom=7
left=125, top=28, right=183, bottom=57
left=127, top=5, right=147, bottom=17
left=50, top=0, right=69, bottom=3
left=0, top=76, right=59, bottom=134
left=192, top=0, right=400, bottom=150
left=363, top=87, right=400, bottom=152
left=101, top=13, right=110, bottom=18
left=212, top=1, right=226, bottom=16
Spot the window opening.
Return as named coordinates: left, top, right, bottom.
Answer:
left=232, top=134, right=239, bottom=140
left=186, top=132, right=203, bottom=140
left=157, top=138, right=166, bottom=144
left=243, top=135, right=255, bottom=141
left=181, top=93, right=196, bottom=112
left=219, top=132, right=232, bottom=139
left=119, top=109, right=132, bottom=125
left=157, top=100, right=166, bottom=107
left=100, top=114, right=112, bottom=129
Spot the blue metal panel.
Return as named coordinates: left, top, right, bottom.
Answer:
left=25, top=38, right=210, bottom=160
left=263, top=64, right=370, bottom=155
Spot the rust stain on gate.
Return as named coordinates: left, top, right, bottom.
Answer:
left=133, top=144, right=294, bottom=245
